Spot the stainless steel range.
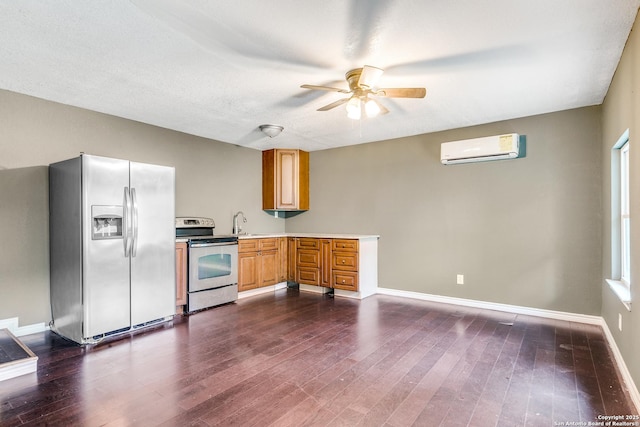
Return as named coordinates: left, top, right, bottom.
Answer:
left=176, top=217, right=238, bottom=312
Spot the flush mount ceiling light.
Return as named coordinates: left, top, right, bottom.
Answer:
left=259, top=124, right=284, bottom=138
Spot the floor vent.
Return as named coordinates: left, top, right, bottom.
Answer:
left=0, top=328, right=38, bottom=382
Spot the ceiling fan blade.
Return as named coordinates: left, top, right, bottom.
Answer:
left=301, top=84, right=351, bottom=94
left=377, top=88, right=426, bottom=98
left=358, top=65, right=384, bottom=88
left=317, top=98, right=350, bottom=111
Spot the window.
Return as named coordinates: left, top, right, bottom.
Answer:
left=607, top=130, right=631, bottom=309
left=620, top=140, right=630, bottom=285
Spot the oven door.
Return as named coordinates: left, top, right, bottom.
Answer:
left=188, top=242, right=238, bottom=292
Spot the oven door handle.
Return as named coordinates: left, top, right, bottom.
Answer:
left=190, top=242, right=238, bottom=248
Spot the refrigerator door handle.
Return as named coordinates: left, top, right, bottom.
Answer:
left=131, top=187, right=139, bottom=258
left=123, top=187, right=131, bottom=257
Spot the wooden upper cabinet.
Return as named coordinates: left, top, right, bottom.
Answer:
left=262, top=149, right=309, bottom=211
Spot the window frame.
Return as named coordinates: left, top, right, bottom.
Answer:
left=607, top=130, right=631, bottom=310
left=620, top=139, right=630, bottom=286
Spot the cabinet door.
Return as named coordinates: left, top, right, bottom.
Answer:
left=239, top=239, right=259, bottom=253
left=297, top=249, right=320, bottom=268
left=175, top=243, right=187, bottom=308
left=297, top=237, right=320, bottom=250
left=279, top=238, right=288, bottom=282
left=332, top=239, right=358, bottom=252
left=276, top=149, right=299, bottom=210
left=259, top=238, right=278, bottom=251
left=260, top=250, right=279, bottom=287
left=238, top=252, right=259, bottom=291
left=321, top=239, right=332, bottom=287
left=333, top=271, right=358, bottom=291
left=332, top=252, right=358, bottom=271
left=297, top=267, right=320, bottom=286
left=287, top=238, right=297, bottom=282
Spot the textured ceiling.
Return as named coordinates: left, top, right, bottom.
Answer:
left=1, top=1, right=638, bottom=151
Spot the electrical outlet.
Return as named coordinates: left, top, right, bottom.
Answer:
left=456, top=274, right=464, bottom=285
left=618, top=313, right=623, bottom=332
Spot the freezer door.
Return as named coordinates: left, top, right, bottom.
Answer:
left=129, top=161, right=176, bottom=326
left=82, top=155, right=131, bottom=338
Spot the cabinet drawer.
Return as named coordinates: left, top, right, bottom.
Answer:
left=238, top=239, right=259, bottom=253
left=297, top=249, right=320, bottom=268
left=259, top=238, right=278, bottom=251
left=297, top=267, right=320, bottom=286
left=332, top=252, right=358, bottom=271
left=297, top=238, right=320, bottom=250
left=333, top=271, right=358, bottom=291
left=332, top=239, right=358, bottom=252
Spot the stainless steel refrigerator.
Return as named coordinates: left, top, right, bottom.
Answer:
left=49, top=154, right=175, bottom=344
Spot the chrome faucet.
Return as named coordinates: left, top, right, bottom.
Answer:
left=232, top=211, right=247, bottom=235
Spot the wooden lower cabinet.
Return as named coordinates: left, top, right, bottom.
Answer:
left=294, top=238, right=358, bottom=291
left=331, top=239, right=359, bottom=291
left=296, top=238, right=321, bottom=286
left=175, top=242, right=187, bottom=313
left=238, top=238, right=281, bottom=292
left=240, top=236, right=363, bottom=293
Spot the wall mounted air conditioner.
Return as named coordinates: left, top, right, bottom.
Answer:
left=440, top=133, right=522, bottom=165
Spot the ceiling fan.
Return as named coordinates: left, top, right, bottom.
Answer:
left=301, top=65, right=426, bottom=119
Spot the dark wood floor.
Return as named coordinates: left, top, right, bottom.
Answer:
left=1, top=289, right=637, bottom=426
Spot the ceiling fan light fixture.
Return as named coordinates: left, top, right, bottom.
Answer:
left=259, top=124, right=284, bottom=138
left=346, top=97, right=362, bottom=120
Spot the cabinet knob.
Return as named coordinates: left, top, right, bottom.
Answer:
left=342, top=279, right=346, bottom=283
left=342, top=260, right=345, bottom=264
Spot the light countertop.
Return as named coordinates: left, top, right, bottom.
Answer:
left=176, top=233, right=379, bottom=243
left=237, top=233, right=379, bottom=240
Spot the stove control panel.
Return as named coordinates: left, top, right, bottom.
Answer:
left=175, top=217, right=215, bottom=228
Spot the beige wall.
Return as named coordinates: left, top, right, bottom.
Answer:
left=287, top=107, right=603, bottom=316
left=0, top=166, right=50, bottom=325
left=601, top=11, right=640, bottom=393
left=0, top=89, right=285, bottom=327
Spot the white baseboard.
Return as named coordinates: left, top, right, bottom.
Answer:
left=600, top=318, right=640, bottom=412
left=376, top=287, right=602, bottom=324
left=0, top=317, right=48, bottom=337
left=376, top=287, right=640, bottom=412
